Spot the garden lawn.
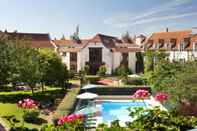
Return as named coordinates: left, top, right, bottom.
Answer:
left=0, top=88, right=65, bottom=130
left=0, top=103, right=42, bottom=129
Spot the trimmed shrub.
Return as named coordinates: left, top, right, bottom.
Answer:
left=23, top=109, right=40, bottom=123
left=84, top=64, right=90, bottom=75
left=114, top=65, right=132, bottom=76
left=85, top=75, right=101, bottom=84
left=97, top=65, right=107, bottom=76
left=124, top=77, right=146, bottom=85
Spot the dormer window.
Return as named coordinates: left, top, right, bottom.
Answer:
left=148, top=40, right=153, bottom=44
left=170, top=38, right=177, bottom=49
left=158, top=39, right=164, bottom=48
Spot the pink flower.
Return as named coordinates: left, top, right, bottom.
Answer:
left=57, top=114, right=83, bottom=125
left=133, top=89, right=150, bottom=99
left=17, top=98, right=37, bottom=109
left=154, top=92, right=169, bottom=103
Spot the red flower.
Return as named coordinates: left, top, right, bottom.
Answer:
left=154, top=92, right=169, bottom=103
left=57, top=114, right=83, bottom=125
left=133, top=89, right=150, bottom=99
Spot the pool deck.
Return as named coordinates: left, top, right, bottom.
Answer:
left=97, top=95, right=132, bottom=100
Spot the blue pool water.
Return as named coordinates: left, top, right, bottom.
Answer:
left=101, top=101, right=148, bottom=126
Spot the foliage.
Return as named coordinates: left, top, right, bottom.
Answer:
left=144, top=50, right=197, bottom=110
left=84, top=64, right=90, bottom=75
left=10, top=127, right=38, bottom=131
left=115, top=65, right=132, bottom=77
left=79, top=70, right=87, bottom=87
left=41, top=118, right=84, bottom=131
left=85, top=75, right=101, bottom=84
left=97, top=65, right=107, bottom=76
left=23, top=109, right=40, bottom=123
left=128, top=107, right=197, bottom=131
left=0, top=39, right=12, bottom=82
left=0, top=38, right=69, bottom=94
left=38, top=49, right=69, bottom=90
left=125, top=77, right=146, bottom=85
left=97, top=120, right=127, bottom=131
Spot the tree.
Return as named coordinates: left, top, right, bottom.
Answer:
left=0, top=39, right=12, bottom=82
left=38, top=49, right=69, bottom=90
left=128, top=107, right=197, bottom=131
left=16, top=48, right=41, bottom=94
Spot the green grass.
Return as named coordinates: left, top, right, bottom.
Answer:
left=0, top=103, right=42, bottom=129
left=53, top=80, right=80, bottom=119
left=0, top=87, right=65, bottom=130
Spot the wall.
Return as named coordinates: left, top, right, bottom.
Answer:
left=61, top=52, right=70, bottom=70
left=112, top=52, right=122, bottom=71
left=168, top=51, right=192, bottom=61
left=129, top=52, right=137, bottom=73
left=80, top=42, right=113, bottom=74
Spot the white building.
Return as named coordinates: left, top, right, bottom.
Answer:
left=145, top=28, right=197, bottom=61
left=52, top=34, right=142, bottom=74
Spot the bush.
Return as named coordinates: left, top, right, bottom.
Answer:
left=84, top=64, right=90, bottom=75
left=85, top=75, right=101, bottom=84
left=0, top=85, right=14, bottom=92
left=41, top=119, right=84, bottom=131
left=23, top=109, right=40, bottom=123
left=114, top=65, right=132, bottom=77
left=124, top=77, right=146, bottom=85
left=128, top=107, right=197, bottom=131
left=10, top=127, right=38, bottom=131
left=97, top=65, right=107, bottom=76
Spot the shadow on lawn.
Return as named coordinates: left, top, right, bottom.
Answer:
left=0, top=89, right=65, bottom=104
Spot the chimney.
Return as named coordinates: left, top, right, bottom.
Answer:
left=166, top=28, right=169, bottom=32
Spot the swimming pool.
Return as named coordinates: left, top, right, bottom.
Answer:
left=101, top=101, right=148, bottom=126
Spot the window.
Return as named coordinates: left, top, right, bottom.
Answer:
left=170, top=39, right=177, bottom=48
left=89, top=48, right=102, bottom=63
left=121, top=53, right=128, bottom=66
left=62, top=52, right=67, bottom=56
left=148, top=40, right=153, bottom=44
left=159, top=39, right=164, bottom=44
left=70, top=53, right=77, bottom=61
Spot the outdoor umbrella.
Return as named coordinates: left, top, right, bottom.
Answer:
left=128, top=74, right=140, bottom=78
left=77, top=92, right=98, bottom=99
left=81, top=84, right=101, bottom=90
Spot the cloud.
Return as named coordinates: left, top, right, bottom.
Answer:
left=104, top=0, right=194, bottom=28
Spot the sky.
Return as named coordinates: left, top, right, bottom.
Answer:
left=0, top=0, right=197, bottom=39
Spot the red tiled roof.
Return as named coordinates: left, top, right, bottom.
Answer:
left=53, top=39, right=90, bottom=47
left=0, top=31, right=54, bottom=48
left=53, top=33, right=141, bottom=52
left=146, top=29, right=192, bottom=50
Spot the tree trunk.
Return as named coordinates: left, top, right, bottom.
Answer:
left=41, top=82, right=44, bottom=92
left=29, top=83, right=35, bottom=95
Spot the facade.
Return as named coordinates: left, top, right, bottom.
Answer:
left=52, top=34, right=142, bottom=74
left=145, top=28, right=197, bottom=61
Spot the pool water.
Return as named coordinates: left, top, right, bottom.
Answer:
left=101, top=101, right=148, bottom=126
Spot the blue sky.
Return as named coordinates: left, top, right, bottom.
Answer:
left=0, top=0, right=197, bottom=39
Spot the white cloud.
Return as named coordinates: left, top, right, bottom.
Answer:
left=104, top=0, right=194, bottom=28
